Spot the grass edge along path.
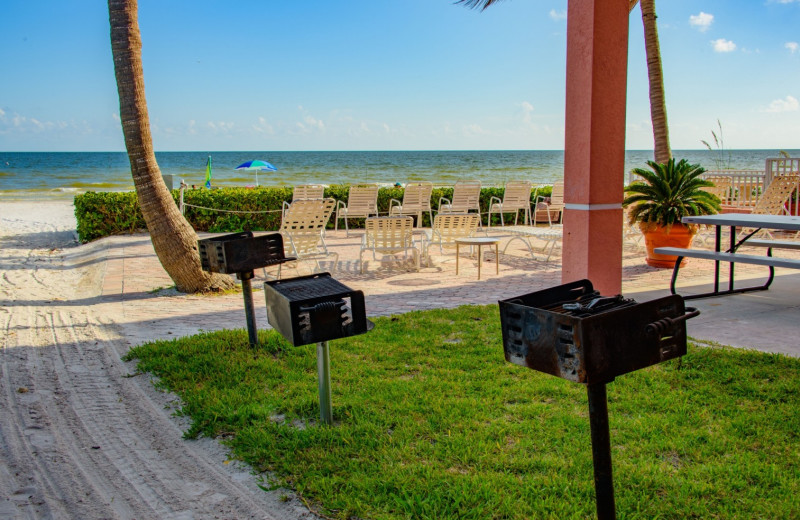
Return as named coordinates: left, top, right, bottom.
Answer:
left=125, top=305, right=800, bottom=520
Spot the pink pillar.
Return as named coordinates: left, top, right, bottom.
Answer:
left=561, top=0, right=630, bottom=295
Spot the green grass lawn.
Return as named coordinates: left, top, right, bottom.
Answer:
left=125, top=305, right=800, bottom=519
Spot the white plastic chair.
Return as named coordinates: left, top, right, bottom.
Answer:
left=488, top=180, right=532, bottom=227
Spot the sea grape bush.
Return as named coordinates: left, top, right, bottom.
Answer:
left=74, top=185, right=545, bottom=243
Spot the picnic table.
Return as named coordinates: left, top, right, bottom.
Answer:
left=654, top=213, right=800, bottom=300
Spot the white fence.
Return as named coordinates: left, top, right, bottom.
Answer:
left=702, top=170, right=765, bottom=211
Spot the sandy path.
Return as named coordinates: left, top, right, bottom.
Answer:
left=0, top=202, right=314, bottom=519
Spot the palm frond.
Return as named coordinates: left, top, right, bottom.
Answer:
left=455, top=0, right=504, bottom=10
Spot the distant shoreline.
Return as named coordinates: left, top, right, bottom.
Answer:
left=2, top=149, right=796, bottom=201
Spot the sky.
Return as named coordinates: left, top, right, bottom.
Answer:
left=1, top=0, right=799, bottom=152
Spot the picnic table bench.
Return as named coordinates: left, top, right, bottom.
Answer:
left=654, top=214, right=800, bottom=300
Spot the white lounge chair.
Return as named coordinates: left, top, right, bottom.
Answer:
left=283, top=184, right=325, bottom=219
left=533, top=180, right=564, bottom=225
left=488, top=180, right=532, bottom=227
left=335, top=184, right=380, bottom=236
left=359, top=216, right=420, bottom=273
left=422, top=213, right=481, bottom=264
left=389, top=182, right=434, bottom=227
left=438, top=180, right=482, bottom=224
left=279, top=198, right=337, bottom=276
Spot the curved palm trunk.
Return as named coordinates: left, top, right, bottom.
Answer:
left=108, top=0, right=233, bottom=293
left=639, top=0, right=671, bottom=163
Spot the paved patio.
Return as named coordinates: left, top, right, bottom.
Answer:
left=96, top=227, right=800, bottom=357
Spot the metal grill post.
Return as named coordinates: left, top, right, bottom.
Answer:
left=587, top=383, right=615, bottom=520
left=317, top=341, right=333, bottom=425
left=238, top=271, right=258, bottom=347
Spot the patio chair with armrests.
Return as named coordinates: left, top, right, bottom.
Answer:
left=438, top=180, right=482, bottom=224
left=359, top=216, right=420, bottom=273
left=389, top=182, right=434, bottom=227
left=422, top=213, right=482, bottom=264
left=335, top=184, right=380, bottom=236
left=488, top=180, right=533, bottom=227
left=278, top=198, right=338, bottom=276
left=533, top=180, right=564, bottom=225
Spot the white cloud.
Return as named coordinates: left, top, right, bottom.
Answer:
left=304, top=115, right=324, bottom=130
left=786, top=42, right=799, bottom=54
left=520, top=101, right=535, bottom=125
left=207, top=121, right=234, bottom=133
left=251, top=116, right=274, bottom=135
left=549, top=9, right=566, bottom=21
left=0, top=108, right=5, bottom=120
left=712, top=39, right=737, bottom=52
left=462, top=124, right=487, bottom=136
left=689, top=12, right=713, bottom=32
left=765, top=95, right=799, bottom=113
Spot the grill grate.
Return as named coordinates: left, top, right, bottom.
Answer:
left=268, top=273, right=354, bottom=302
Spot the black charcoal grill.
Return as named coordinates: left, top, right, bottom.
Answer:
left=198, top=231, right=294, bottom=346
left=499, top=279, right=698, bottom=520
left=264, top=272, right=373, bottom=424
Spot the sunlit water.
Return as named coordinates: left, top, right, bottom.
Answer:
left=0, top=149, right=795, bottom=201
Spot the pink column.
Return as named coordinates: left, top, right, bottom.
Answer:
left=562, top=0, right=630, bottom=295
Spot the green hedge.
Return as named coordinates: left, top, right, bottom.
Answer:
left=74, top=185, right=551, bottom=243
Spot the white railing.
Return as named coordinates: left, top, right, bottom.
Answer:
left=701, top=170, right=765, bottom=210
left=765, top=158, right=800, bottom=186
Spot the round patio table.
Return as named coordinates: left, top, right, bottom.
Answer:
left=455, top=237, right=500, bottom=280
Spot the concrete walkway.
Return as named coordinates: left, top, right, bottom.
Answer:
left=100, top=228, right=800, bottom=358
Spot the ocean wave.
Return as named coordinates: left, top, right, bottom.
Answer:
left=67, top=181, right=125, bottom=189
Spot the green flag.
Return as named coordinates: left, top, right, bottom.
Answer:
left=205, top=156, right=212, bottom=188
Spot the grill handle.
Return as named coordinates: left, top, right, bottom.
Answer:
left=645, top=307, right=700, bottom=338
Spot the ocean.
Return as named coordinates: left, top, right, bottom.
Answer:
left=0, top=149, right=796, bottom=201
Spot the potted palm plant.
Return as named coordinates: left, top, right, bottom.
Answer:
left=623, top=158, right=720, bottom=268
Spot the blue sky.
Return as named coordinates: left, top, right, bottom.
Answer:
left=1, top=0, right=798, bottom=152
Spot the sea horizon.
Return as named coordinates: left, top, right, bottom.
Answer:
left=1, top=149, right=797, bottom=201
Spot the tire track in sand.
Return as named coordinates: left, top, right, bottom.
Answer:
left=0, top=204, right=315, bottom=519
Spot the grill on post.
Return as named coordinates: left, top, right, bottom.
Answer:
left=264, top=272, right=374, bottom=425
left=499, top=279, right=698, bottom=520
left=198, top=231, right=294, bottom=347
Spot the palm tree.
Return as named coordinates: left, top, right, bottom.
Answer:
left=460, top=0, right=672, bottom=164
left=635, top=0, right=671, bottom=163
left=108, top=0, right=233, bottom=293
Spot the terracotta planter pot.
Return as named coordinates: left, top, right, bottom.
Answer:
left=641, top=223, right=696, bottom=268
